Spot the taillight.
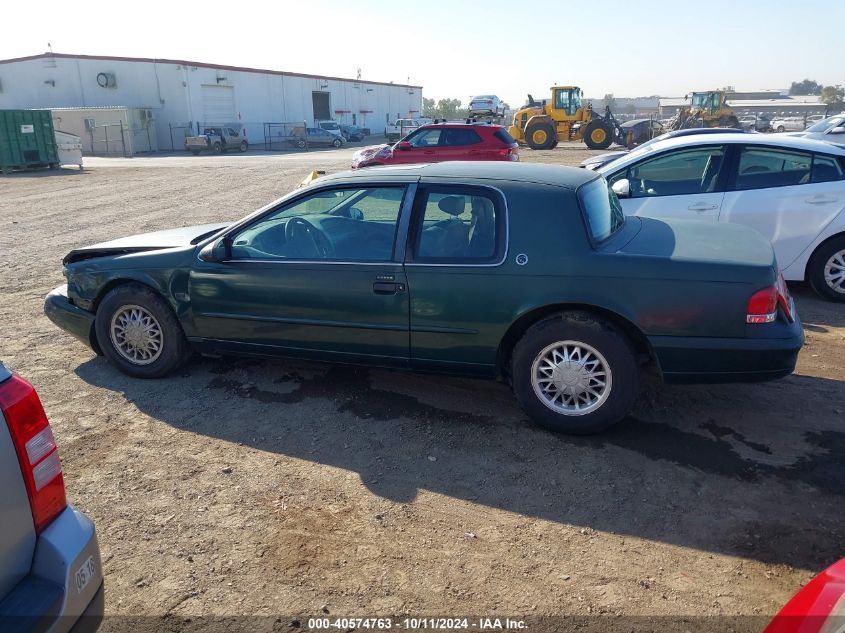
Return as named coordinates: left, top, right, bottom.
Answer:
left=746, top=271, right=793, bottom=325
left=776, top=270, right=794, bottom=322
left=747, top=286, right=778, bottom=323
left=0, top=375, right=67, bottom=532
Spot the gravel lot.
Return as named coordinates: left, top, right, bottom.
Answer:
left=1, top=144, right=843, bottom=628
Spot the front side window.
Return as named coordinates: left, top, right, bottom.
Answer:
left=806, top=116, right=845, bottom=134
left=734, top=147, right=812, bottom=190
left=411, top=188, right=504, bottom=263
left=229, top=187, right=405, bottom=261
left=613, top=146, right=726, bottom=197
left=578, top=178, right=625, bottom=243
left=406, top=128, right=442, bottom=147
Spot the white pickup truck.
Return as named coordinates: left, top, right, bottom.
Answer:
left=384, top=118, right=429, bottom=143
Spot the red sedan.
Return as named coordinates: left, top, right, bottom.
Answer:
left=351, top=122, right=519, bottom=169
left=765, top=558, right=845, bottom=633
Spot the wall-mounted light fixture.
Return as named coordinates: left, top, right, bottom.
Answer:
left=366, top=88, right=374, bottom=93
left=216, top=75, right=227, bottom=84
left=44, top=79, right=55, bottom=87
left=320, top=82, right=329, bottom=90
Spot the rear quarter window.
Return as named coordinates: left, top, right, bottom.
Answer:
left=494, top=129, right=517, bottom=145
left=578, top=178, right=625, bottom=243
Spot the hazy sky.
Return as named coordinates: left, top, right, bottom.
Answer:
left=1, top=0, right=840, bottom=106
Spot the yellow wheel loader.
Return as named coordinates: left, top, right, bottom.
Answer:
left=508, top=86, right=633, bottom=150
left=669, top=91, right=740, bottom=130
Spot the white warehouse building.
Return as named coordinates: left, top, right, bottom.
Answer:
left=0, top=52, right=423, bottom=152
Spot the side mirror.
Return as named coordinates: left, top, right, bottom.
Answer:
left=829, top=126, right=845, bottom=135
left=611, top=178, right=631, bottom=198
left=198, top=238, right=230, bottom=262
left=396, top=141, right=412, bottom=150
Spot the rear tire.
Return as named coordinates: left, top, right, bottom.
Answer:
left=95, top=284, right=190, bottom=378
left=212, top=142, right=223, bottom=154
left=808, top=235, right=845, bottom=302
left=582, top=120, right=615, bottom=149
left=525, top=122, right=556, bottom=150
left=511, top=313, right=639, bottom=434
left=776, top=125, right=785, bottom=133
left=332, top=138, right=343, bottom=148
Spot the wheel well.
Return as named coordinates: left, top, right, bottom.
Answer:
left=496, top=304, right=654, bottom=380
left=92, top=279, right=172, bottom=318
left=805, top=232, right=845, bottom=280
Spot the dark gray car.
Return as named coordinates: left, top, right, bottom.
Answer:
left=0, top=363, right=103, bottom=632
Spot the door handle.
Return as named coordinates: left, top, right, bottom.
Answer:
left=805, top=196, right=838, bottom=205
left=373, top=281, right=406, bottom=295
left=688, top=203, right=718, bottom=212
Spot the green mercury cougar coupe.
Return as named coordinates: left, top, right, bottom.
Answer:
left=45, top=162, right=804, bottom=434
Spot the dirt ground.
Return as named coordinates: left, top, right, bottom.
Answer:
left=1, top=144, right=843, bottom=629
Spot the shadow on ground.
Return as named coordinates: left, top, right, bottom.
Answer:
left=76, top=350, right=845, bottom=571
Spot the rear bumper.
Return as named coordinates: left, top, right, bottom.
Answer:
left=0, top=506, right=104, bottom=633
left=44, top=285, right=98, bottom=353
left=653, top=316, right=805, bottom=384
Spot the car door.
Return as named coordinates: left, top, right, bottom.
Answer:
left=402, top=182, right=508, bottom=373
left=719, top=145, right=845, bottom=270
left=188, top=183, right=414, bottom=365
left=606, top=144, right=728, bottom=221
left=392, top=128, right=443, bottom=164
left=438, top=128, right=485, bottom=161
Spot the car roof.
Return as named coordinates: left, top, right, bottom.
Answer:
left=613, top=132, right=845, bottom=159
left=420, top=121, right=506, bottom=131
left=320, top=161, right=599, bottom=189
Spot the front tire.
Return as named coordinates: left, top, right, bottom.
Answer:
left=511, top=313, right=639, bottom=434
left=240, top=141, right=248, bottom=152
left=525, top=122, right=556, bottom=150
left=95, top=284, right=190, bottom=378
left=582, top=120, right=615, bottom=149
left=332, top=138, right=343, bottom=148
left=808, top=236, right=845, bottom=301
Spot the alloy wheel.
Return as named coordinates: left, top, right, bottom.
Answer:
left=109, top=305, right=164, bottom=365
left=824, top=249, right=845, bottom=295
left=531, top=341, right=612, bottom=416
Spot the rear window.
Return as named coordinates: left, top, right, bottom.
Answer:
left=494, top=129, right=516, bottom=145
left=578, top=178, right=625, bottom=243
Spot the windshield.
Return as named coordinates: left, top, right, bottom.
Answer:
left=578, top=178, right=625, bottom=242
left=806, top=117, right=844, bottom=133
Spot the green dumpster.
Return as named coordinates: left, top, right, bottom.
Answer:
left=0, top=110, right=59, bottom=173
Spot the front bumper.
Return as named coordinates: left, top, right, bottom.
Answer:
left=44, top=285, right=98, bottom=353
left=653, top=313, right=805, bottom=384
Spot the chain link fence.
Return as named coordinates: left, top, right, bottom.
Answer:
left=263, top=122, right=309, bottom=151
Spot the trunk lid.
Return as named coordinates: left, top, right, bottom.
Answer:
left=615, top=216, right=777, bottom=283
left=0, top=367, right=37, bottom=601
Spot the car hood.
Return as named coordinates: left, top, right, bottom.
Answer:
left=352, top=143, right=393, bottom=165
left=63, top=223, right=229, bottom=264
left=580, top=150, right=629, bottom=170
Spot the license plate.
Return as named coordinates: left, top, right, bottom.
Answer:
left=75, top=556, right=96, bottom=594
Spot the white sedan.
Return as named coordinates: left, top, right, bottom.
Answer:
left=770, top=117, right=807, bottom=132
left=598, top=134, right=845, bottom=300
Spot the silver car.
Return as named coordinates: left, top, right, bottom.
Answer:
left=788, top=115, right=845, bottom=143
left=0, top=362, right=103, bottom=632
left=469, top=95, right=505, bottom=118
